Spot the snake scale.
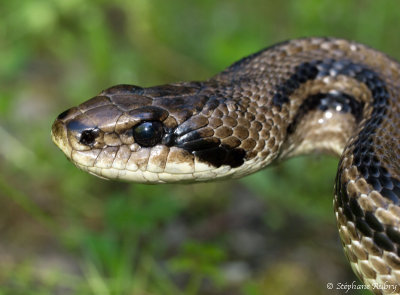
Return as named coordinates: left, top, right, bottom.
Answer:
left=52, top=37, right=400, bottom=294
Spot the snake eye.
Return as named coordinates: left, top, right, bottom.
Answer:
left=133, top=121, right=164, bottom=147
left=79, top=128, right=99, bottom=146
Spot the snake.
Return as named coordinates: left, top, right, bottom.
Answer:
left=51, top=37, right=400, bottom=294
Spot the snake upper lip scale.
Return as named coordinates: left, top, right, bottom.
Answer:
left=51, top=37, right=400, bottom=294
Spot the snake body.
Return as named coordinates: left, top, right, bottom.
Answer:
left=52, top=37, right=400, bottom=294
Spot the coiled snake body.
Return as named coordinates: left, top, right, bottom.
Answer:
left=52, top=38, right=400, bottom=294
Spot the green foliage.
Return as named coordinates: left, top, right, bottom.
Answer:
left=1, top=0, right=400, bottom=294
left=242, top=156, right=337, bottom=226
left=168, top=241, right=227, bottom=295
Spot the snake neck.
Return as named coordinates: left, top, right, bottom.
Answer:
left=209, top=43, right=400, bottom=170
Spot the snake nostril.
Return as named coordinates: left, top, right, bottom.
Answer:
left=80, top=129, right=100, bottom=146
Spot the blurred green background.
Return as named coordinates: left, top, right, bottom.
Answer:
left=1, top=0, right=400, bottom=294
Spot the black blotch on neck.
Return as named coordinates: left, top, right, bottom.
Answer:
left=194, top=146, right=246, bottom=168
left=174, top=129, right=246, bottom=168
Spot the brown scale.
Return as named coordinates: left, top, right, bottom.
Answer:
left=52, top=37, right=400, bottom=294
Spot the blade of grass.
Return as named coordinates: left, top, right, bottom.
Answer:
left=84, top=261, right=111, bottom=295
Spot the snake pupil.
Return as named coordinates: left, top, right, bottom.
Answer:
left=132, top=121, right=164, bottom=147
left=80, top=129, right=99, bottom=146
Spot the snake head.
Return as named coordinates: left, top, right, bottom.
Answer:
left=51, top=83, right=253, bottom=183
